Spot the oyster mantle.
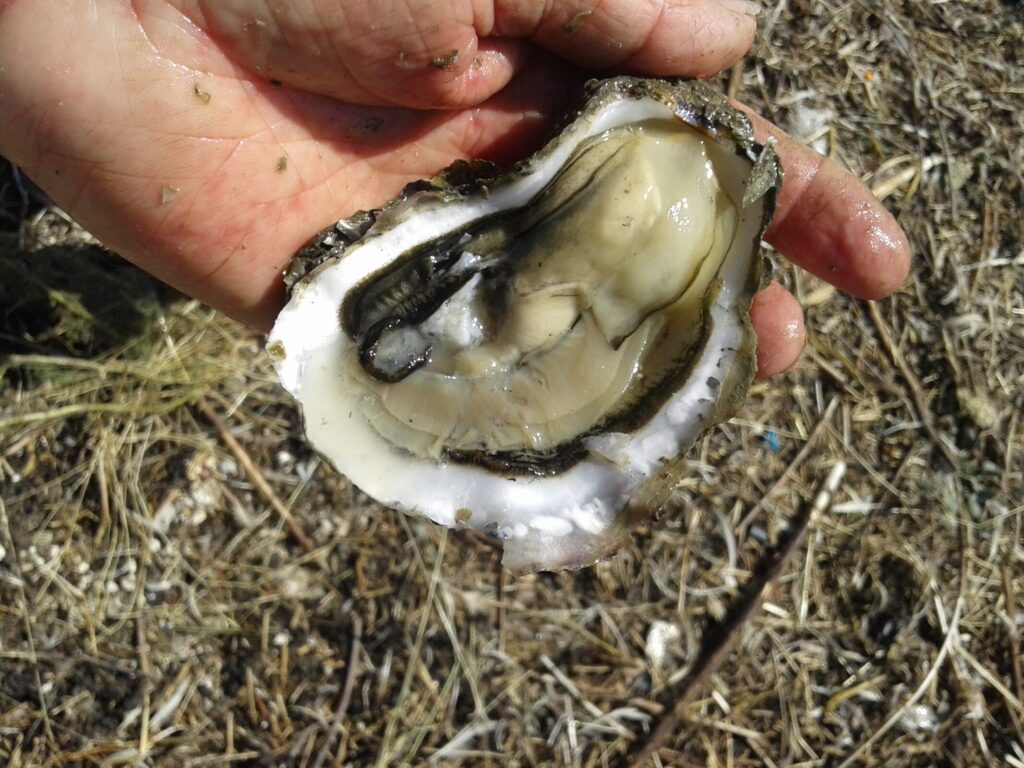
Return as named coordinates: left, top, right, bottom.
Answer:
left=269, top=78, right=782, bottom=571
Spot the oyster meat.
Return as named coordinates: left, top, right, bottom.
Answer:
left=268, top=77, right=781, bottom=572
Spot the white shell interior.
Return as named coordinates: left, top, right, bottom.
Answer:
left=269, top=95, right=766, bottom=569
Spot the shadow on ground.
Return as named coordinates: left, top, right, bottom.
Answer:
left=0, top=237, right=178, bottom=363
left=1, top=158, right=180, bottom=364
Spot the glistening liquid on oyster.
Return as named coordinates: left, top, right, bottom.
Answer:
left=268, top=78, right=781, bottom=571
left=342, top=122, right=736, bottom=475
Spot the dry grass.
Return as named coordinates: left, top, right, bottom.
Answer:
left=2, top=1, right=1022, bottom=765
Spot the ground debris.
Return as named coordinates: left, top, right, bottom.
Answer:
left=1, top=0, right=1022, bottom=764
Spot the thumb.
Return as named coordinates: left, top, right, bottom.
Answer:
left=171, top=0, right=758, bottom=109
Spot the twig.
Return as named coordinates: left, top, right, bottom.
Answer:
left=541, top=655, right=605, bottom=720
left=727, top=59, right=744, bottom=101
left=0, top=397, right=193, bottom=430
left=627, top=462, right=847, bottom=766
left=5, top=354, right=196, bottom=385
left=136, top=584, right=152, bottom=759
left=312, top=614, right=363, bottom=768
left=1003, top=566, right=1023, bottom=705
left=149, top=666, right=193, bottom=733
left=866, top=300, right=960, bottom=469
left=197, top=399, right=315, bottom=554
left=1003, top=411, right=1018, bottom=500
left=429, top=721, right=501, bottom=765
left=497, top=561, right=508, bottom=656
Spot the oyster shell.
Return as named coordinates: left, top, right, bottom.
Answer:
left=268, top=77, right=781, bottom=572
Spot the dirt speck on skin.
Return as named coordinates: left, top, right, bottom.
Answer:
left=348, top=115, right=384, bottom=139
left=193, top=83, right=211, bottom=104
left=160, top=185, right=180, bottom=204
left=430, top=49, right=459, bottom=69
left=562, top=10, right=593, bottom=34
left=1, top=1, right=1022, bottom=765
left=276, top=155, right=288, bottom=172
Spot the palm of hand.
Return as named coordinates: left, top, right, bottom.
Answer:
left=0, top=0, right=909, bottom=376
left=4, top=1, right=571, bottom=322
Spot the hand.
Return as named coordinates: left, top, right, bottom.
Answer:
left=0, top=0, right=909, bottom=378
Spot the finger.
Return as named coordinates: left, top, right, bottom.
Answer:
left=171, top=0, right=757, bottom=109
left=736, top=106, right=912, bottom=300
left=750, top=281, right=806, bottom=379
left=170, top=0, right=531, bottom=109
left=495, top=0, right=759, bottom=75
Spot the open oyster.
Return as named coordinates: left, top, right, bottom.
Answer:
left=268, top=77, right=781, bottom=572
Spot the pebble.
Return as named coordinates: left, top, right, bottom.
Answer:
left=273, top=631, right=292, bottom=647
left=644, top=620, right=680, bottom=669
left=900, top=704, right=938, bottom=734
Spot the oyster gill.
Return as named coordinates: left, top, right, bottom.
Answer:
left=269, top=78, right=781, bottom=572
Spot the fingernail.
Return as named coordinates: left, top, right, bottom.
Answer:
left=717, top=0, right=762, bottom=16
